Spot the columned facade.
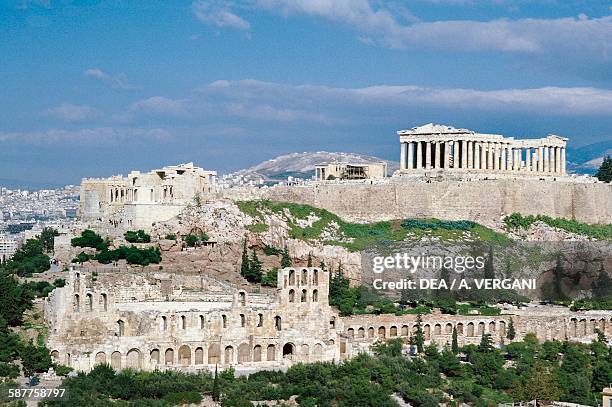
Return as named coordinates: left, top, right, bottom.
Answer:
left=397, top=124, right=568, bottom=177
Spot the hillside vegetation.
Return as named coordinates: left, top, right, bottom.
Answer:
left=237, top=200, right=510, bottom=251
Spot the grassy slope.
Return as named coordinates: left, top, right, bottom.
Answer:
left=237, top=200, right=510, bottom=251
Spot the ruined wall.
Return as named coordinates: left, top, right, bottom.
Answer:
left=225, top=179, right=612, bottom=224
left=44, top=267, right=341, bottom=373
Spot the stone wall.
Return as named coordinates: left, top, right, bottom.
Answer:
left=224, top=178, right=612, bottom=225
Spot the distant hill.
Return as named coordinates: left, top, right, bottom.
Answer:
left=567, top=140, right=612, bottom=174
left=224, top=151, right=398, bottom=184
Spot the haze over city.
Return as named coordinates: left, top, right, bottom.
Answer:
left=1, top=0, right=611, bottom=186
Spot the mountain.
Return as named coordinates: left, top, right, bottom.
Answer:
left=567, top=140, right=612, bottom=174
left=223, top=151, right=399, bottom=185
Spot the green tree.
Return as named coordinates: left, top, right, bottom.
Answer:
left=39, top=227, right=59, bottom=252
left=0, top=272, right=34, bottom=326
left=212, top=365, right=220, bottom=401
left=307, top=252, right=313, bottom=267
left=522, top=362, right=562, bottom=401
left=19, top=341, right=52, bottom=378
left=246, top=249, right=263, bottom=283
left=451, top=326, right=459, bottom=354
left=478, top=333, right=493, bottom=353
left=506, top=318, right=516, bottom=340
left=595, top=156, right=612, bottom=183
left=240, top=240, right=249, bottom=279
left=281, top=246, right=292, bottom=268
left=415, top=313, right=425, bottom=353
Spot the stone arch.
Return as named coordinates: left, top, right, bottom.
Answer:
left=161, top=316, right=167, bottom=331
left=208, top=344, right=220, bottom=364
left=150, top=349, right=160, bottom=365
left=200, top=315, right=205, bottom=329
left=579, top=319, right=587, bottom=336
left=275, top=316, right=282, bottom=331
left=127, top=349, right=142, bottom=369
left=195, top=347, right=204, bottom=365
left=239, top=291, right=246, bottom=306
left=434, top=324, right=441, bottom=335
left=289, top=289, right=295, bottom=303
left=312, top=289, right=318, bottom=302
left=289, top=269, right=295, bottom=285
left=238, top=343, right=251, bottom=364
left=257, top=313, right=263, bottom=327
left=86, top=293, right=93, bottom=311
left=467, top=322, right=474, bottom=336
left=266, top=344, right=276, bottom=361
left=301, top=344, right=309, bottom=357
left=456, top=323, right=464, bottom=335
left=570, top=318, right=577, bottom=337
left=165, top=348, right=174, bottom=365
left=94, top=351, right=106, bottom=365
left=301, top=269, right=308, bottom=285
left=368, top=327, right=375, bottom=338
left=445, top=323, right=453, bottom=334
left=489, top=321, right=496, bottom=333
left=51, top=350, right=60, bottom=363
left=328, top=339, right=335, bottom=346
left=100, top=293, right=108, bottom=311
left=116, top=320, right=125, bottom=337
left=253, top=345, right=262, bottom=362
left=313, top=270, right=319, bottom=285
left=224, top=346, right=234, bottom=365
left=477, top=322, right=485, bottom=335
left=301, top=289, right=307, bottom=302
left=181, top=315, right=187, bottom=330
left=424, top=324, right=431, bottom=340
left=378, top=326, right=386, bottom=339
left=499, top=321, right=506, bottom=336
left=348, top=328, right=355, bottom=339
left=179, top=345, right=191, bottom=366
left=240, top=314, right=246, bottom=327
left=111, top=351, right=121, bottom=369
left=590, top=319, right=597, bottom=333
left=314, top=343, right=323, bottom=360
left=599, top=318, right=606, bottom=332
left=283, top=343, right=295, bottom=359
left=74, top=294, right=80, bottom=312
left=222, top=314, right=227, bottom=328
left=401, top=325, right=409, bottom=336
left=358, top=327, right=365, bottom=338
left=390, top=326, right=398, bottom=337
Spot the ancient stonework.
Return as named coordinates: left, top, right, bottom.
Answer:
left=45, top=267, right=612, bottom=373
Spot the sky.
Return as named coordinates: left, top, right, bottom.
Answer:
left=1, top=0, right=611, bottom=187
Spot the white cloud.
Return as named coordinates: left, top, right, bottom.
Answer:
left=0, top=127, right=172, bottom=144
left=84, top=68, right=138, bottom=90
left=195, top=0, right=611, bottom=57
left=192, top=1, right=250, bottom=30
left=42, top=103, right=101, bottom=123
left=129, top=96, right=190, bottom=117
left=199, top=79, right=612, bottom=116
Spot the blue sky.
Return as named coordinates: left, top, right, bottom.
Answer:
left=1, top=0, right=611, bottom=186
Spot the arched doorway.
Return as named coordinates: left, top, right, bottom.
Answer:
left=282, top=343, right=295, bottom=359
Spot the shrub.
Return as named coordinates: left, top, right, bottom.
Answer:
left=71, top=230, right=107, bottom=250
left=124, top=230, right=151, bottom=243
left=165, top=234, right=177, bottom=240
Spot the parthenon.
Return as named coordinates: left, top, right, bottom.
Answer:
left=398, top=124, right=567, bottom=176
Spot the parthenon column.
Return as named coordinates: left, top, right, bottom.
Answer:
left=501, top=145, right=507, bottom=171
left=407, top=142, right=414, bottom=170
left=434, top=141, right=441, bottom=169
left=525, top=147, right=531, bottom=171
left=561, top=147, right=566, bottom=174
left=538, top=147, right=544, bottom=172
left=514, top=148, right=521, bottom=171
left=468, top=141, right=474, bottom=170
left=484, top=142, right=490, bottom=170
left=492, top=143, right=499, bottom=171
left=460, top=140, right=467, bottom=169
left=444, top=141, right=450, bottom=169
left=400, top=142, right=406, bottom=171
left=555, top=147, right=561, bottom=174
left=416, top=141, right=423, bottom=170
left=543, top=146, right=549, bottom=173
left=425, top=141, right=432, bottom=169
left=474, top=142, right=480, bottom=170
left=453, top=140, right=461, bottom=169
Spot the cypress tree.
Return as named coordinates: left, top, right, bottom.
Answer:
left=451, top=326, right=459, bottom=354
left=415, top=313, right=425, bottom=353
left=507, top=317, right=516, bottom=340
left=248, top=249, right=263, bottom=283
left=307, top=252, right=313, bottom=267
left=212, top=364, right=220, bottom=401
left=281, top=245, right=292, bottom=268
left=240, top=240, right=249, bottom=278
left=596, top=156, right=612, bottom=183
